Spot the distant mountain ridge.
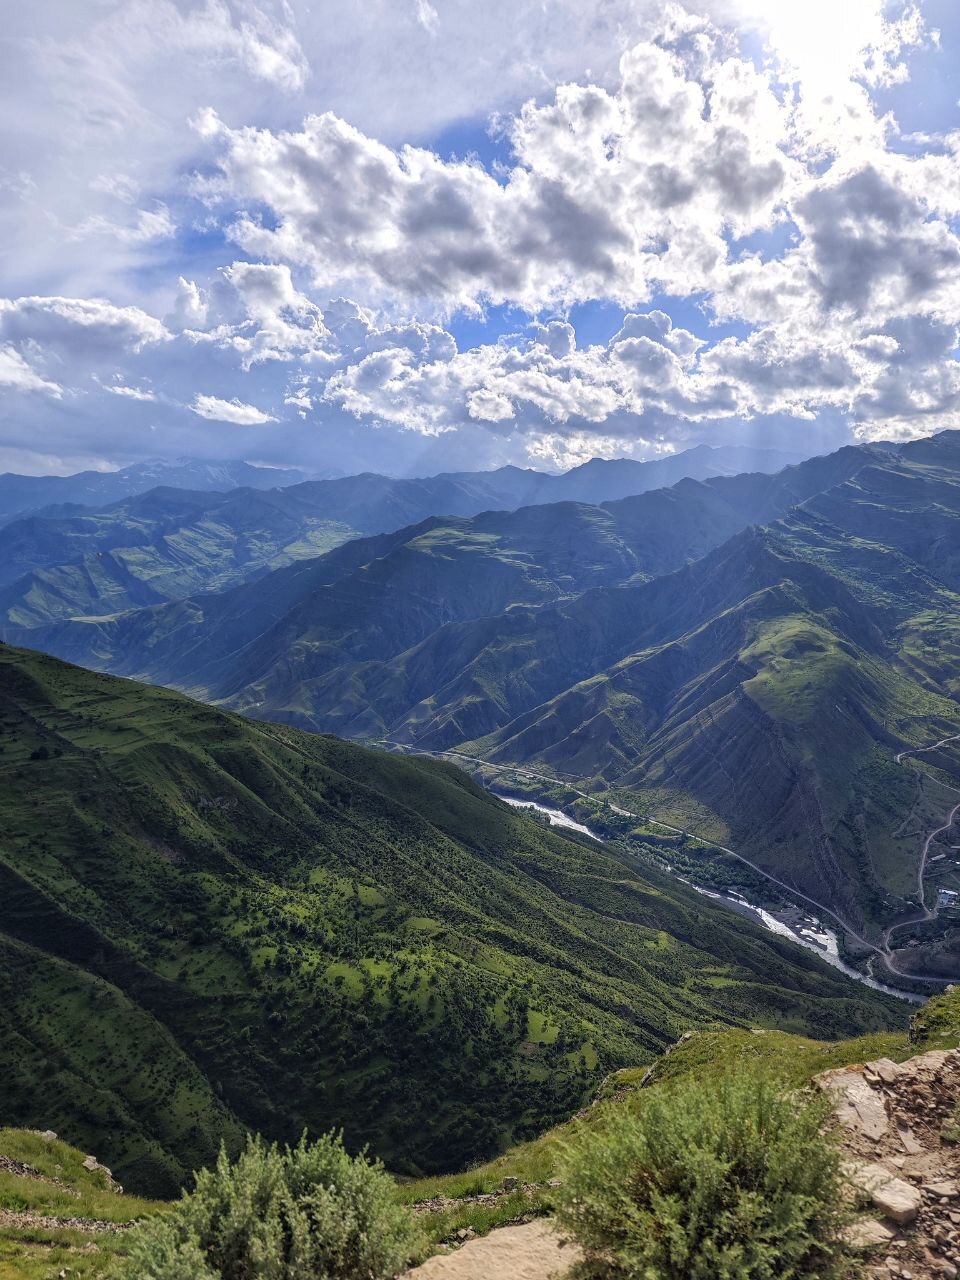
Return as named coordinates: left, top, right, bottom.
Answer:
left=0, top=457, right=314, bottom=525
left=1, top=446, right=871, bottom=699
left=0, top=444, right=803, bottom=626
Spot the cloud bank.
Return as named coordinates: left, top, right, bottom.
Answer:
left=0, top=1, right=957, bottom=474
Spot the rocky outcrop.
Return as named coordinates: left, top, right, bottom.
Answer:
left=816, top=1048, right=960, bottom=1278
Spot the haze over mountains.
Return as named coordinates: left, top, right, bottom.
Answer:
left=8, top=432, right=960, bottom=984
left=0, top=458, right=315, bottom=526
left=0, top=443, right=800, bottom=627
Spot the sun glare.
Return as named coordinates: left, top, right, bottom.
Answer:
left=730, top=0, right=897, bottom=93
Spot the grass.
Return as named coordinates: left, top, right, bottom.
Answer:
left=0, top=643, right=905, bottom=1203
left=0, top=1129, right=166, bottom=1280
left=0, top=985, right=955, bottom=1278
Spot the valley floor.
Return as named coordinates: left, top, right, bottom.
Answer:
left=379, top=738, right=960, bottom=996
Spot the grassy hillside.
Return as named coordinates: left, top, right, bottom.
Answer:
left=1, top=986, right=948, bottom=1279
left=0, top=643, right=903, bottom=1199
left=0, top=1127, right=164, bottom=1280
left=394, top=982, right=960, bottom=1242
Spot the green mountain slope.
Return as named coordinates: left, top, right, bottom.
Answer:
left=10, top=436, right=960, bottom=973
left=0, top=446, right=801, bottom=627
left=0, top=445, right=874, bottom=701
left=0, top=643, right=902, bottom=1197
left=451, top=437, right=960, bottom=960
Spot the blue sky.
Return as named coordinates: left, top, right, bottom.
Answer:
left=0, top=0, right=959, bottom=476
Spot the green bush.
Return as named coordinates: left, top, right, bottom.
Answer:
left=126, top=1131, right=421, bottom=1279
left=555, top=1070, right=848, bottom=1280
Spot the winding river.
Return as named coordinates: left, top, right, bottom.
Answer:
left=495, top=793, right=924, bottom=1005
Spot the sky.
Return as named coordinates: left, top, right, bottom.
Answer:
left=1, top=1, right=959, bottom=477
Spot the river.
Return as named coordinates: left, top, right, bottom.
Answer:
left=496, top=792, right=923, bottom=1004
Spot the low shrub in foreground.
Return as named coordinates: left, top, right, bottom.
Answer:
left=126, top=1131, right=421, bottom=1280
left=555, top=1069, right=848, bottom=1280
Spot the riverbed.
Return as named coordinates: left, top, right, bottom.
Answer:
left=496, top=792, right=923, bottom=1004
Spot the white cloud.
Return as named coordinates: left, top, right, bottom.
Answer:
left=0, top=345, right=62, bottom=397
left=75, top=204, right=176, bottom=245
left=195, top=29, right=793, bottom=313
left=0, top=296, right=171, bottom=354
left=191, top=393, right=277, bottom=424
left=103, top=382, right=157, bottom=401
left=467, top=389, right=514, bottom=422
left=2, top=0, right=958, bottom=473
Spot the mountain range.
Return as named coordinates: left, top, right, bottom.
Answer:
left=9, top=433, right=960, bottom=979
left=0, top=444, right=801, bottom=627
left=0, top=457, right=314, bottom=526
left=0, top=642, right=897, bottom=1198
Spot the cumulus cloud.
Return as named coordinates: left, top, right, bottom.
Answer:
left=193, top=28, right=794, bottom=313
left=1, top=0, right=958, bottom=473
left=0, top=296, right=170, bottom=354
left=183, top=262, right=337, bottom=367
left=191, top=393, right=278, bottom=424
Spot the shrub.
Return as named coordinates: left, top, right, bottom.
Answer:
left=126, top=1131, right=421, bottom=1280
left=555, top=1069, right=848, bottom=1280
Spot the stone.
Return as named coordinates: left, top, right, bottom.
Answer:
left=850, top=1163, right=901, bottom=1193
left=896, top=1121, right=922, bottom=1154
left=816, top=1069, right=890, bottom=1140
left=406, top=1220, right=582, bottom=1279
left=928, top=1181, right=960, bottom=1199
left=501, top=1177, right=519, bottom=1192
left=41, top=1131, right=57, bottom=1142
left=844, top=1217, right=898, bottom=1248
left=82, top=1156, right=99, bottom=1172
left=865, top=1059, right=902, bottom=1085
left=871, top=1178, right=923, bottom=1224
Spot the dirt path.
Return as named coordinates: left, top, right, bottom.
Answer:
left=0, top=1208, right=128, bottom=1234
left=405, top=1220, right=580, bottom=1279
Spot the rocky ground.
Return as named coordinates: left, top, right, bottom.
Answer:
left=403, top=1046, right=960, bottom=1280
left=815, top=1048, right=960, bottom=1279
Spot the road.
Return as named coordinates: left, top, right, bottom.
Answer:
left=377, top=733, right=960, bottom=988
left=881, top=800, right=960, bottom=953
left=894, top=732, right=960, bottom=765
